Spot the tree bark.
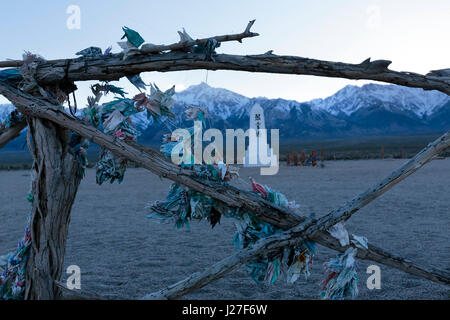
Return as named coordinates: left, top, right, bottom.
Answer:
left=0, top=120, right=26, bottom=150
left=1, top=54, right=449, bottom=95
left=23, top=116, right=82, bottom=300
left=20, top=53, right=448, bottom=95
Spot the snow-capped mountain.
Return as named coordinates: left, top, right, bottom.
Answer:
left=1, top=83, right=449, bottom=150
left=309, top=84, right=449, bottom=117
left=144, top=82, right=449, bottom=141
left=174, top=82, right=250, bottom=119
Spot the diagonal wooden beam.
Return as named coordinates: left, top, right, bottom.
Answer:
left=0, top=120, right=27, bottom=150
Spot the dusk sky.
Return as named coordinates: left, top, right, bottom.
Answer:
left=1, top=0, right=448, bottom=104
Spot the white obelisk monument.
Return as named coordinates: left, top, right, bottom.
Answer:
left=243, top=103, right=276, bottom=167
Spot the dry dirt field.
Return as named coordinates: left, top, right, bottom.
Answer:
left=0, top=159, right=449, bottom=300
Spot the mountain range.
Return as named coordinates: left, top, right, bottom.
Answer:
left=1, top=82, right=449, bottom=150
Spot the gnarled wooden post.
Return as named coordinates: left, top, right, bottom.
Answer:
left=23, top=116, right=82, bottom=300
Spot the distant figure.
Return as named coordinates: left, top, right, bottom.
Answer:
left=304, top=153, right=311, bottom=166
left=287, top=152, right=291, bottom=166
left=292, top=152, right=299, bottom=166
left=304, top=150, right=318, bottom=166
left=311, top=150, right=318, bottom=166
left=300, top=151, right=306, bottom=166
left=320, top=149, right=325, bottom=168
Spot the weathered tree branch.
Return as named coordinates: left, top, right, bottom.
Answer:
left=0, top=21, right=447, bottom=96
left=140, top=19, right=258, bottom=54
left=1, top=52, right=448, bottom=95
left=1, top=83, right=448, bottom=298
left=0, top=20, right=259, bottom=69
left=0, top=120, right=26, bottom=149
left=27, top=53, right=450, bottom=95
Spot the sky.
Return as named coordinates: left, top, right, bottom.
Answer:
left=0, top=0, right=449, bottom=105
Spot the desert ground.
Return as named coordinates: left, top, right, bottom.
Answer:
left=0, top=159, right=448, bottom=300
